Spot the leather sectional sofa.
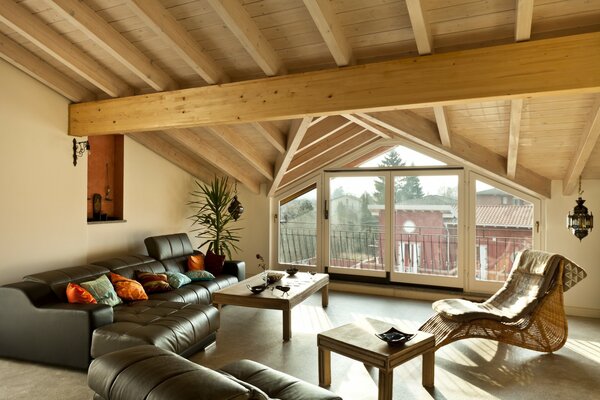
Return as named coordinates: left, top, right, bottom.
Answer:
left=0, top=233, right=245, bottom=370
left=88, top=345, right=342, bottom=400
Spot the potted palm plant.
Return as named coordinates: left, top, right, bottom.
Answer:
left=188, top=176, right=242, bottom=259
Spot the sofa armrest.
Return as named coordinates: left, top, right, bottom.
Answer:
left=0, top=282, right=113, bottom=369
left=223, top=260, right=245, bottom=281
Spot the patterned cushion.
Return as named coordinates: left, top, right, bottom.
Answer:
left=66, top=282, right=97, bottom=304
left=80, top=275, right=122, bottom=306
left=185, top=270, right=216, bottom=281
left=109, top=272, right=148, bottom=301
left=164, top=271, right=192, bottom=288
left=135, top=271, right=172, bottom=293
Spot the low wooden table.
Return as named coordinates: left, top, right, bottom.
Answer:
left=317, top=318, right=435, bottom=400
left=213, top=272, right=329, bottom=341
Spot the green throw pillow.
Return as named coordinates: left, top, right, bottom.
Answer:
left=165, top=271, right=192, bottom=288
left=80, top=275, right=122, bottom=307
left=185, top=270, right=216, bottom=281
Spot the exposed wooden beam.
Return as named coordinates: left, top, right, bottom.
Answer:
left=128, top=132, right=217, bottom=184
left=251, top=121, right=286, bottom=153
left=405, top=0, right=433, bottom=55
left=343, top=114, right=392, bottom=139
left=433, top=106, right=451, bottom=147
left=49, top=0, right=176, bottom=92
left=363, top=111, right=551, bottom=198
left=288, top=125, right=366, bottom=171
left=300, top=115, right=353, bottom=150
left=208, top=125, right=273, bottom=180
left=269, top=118, right=312, bottom=197
left=303, top=0, right=353, bottom=66
left=69, top=32, right=600, bottom=136
left=515, top=0, right=535, bottom=42
left=0, top=33, right=94, bottom=102
left=0, top=0, right=131, bottom=98
left=125, top=0, right=228, bottom=84
left=165, top=128, right=261, bottom=194
left=563, top=95, right=600, bottom=195
left=280, top=132, right=379, bottom=190
left=507, top=99, right=524, bottom=178
left=207, top=0, right=285, bottom=76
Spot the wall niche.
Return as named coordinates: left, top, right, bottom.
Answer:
left=87, top=135, right=124, bottom=223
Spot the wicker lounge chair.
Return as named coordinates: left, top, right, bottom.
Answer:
left=420, top=250, right=587, bottom=353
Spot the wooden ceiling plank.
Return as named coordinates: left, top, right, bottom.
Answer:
left=433, top=106, right=451, bottom=147
left=269, top=117, right=312, bottom=197
left=69, top=32, right=600, bottom=136
left=125, top=0, right=228, bottom=84
left=281, top=133, right=380, bottom=189
left=507, top=99, right=524, bottom=178
left=128, top=132, right=217, bottom=184
left=289, top=125, right=366, bottom=171
left=0, top=0, right=131, bottom=97
left=207, top=0, right=286, bottom=76
left=165, top=128, right=261, bottom=194
left=364, top=111, right=551, bottom=198
left=49, top=0, right=176, bottom=92
left=515, top=0, right=535, bottom=42
left=252, top=121, right=286, bottom=153
left=563, top=95, right=600, bottom=195
left=299, top=115, right=353, bottom=150
left=0, top=33, right=94, bottom=102
left=405, top=0, right=433, bottom=55
left=343, top=114, right=392, bottom=139
left=208, top=125, right=274, bottom=180
left=303, top=0, right=354, bottom=66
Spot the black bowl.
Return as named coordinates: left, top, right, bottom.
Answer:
left=375, top=327, right=415, bottom=346
left=247, top=284, right=267, bottom=294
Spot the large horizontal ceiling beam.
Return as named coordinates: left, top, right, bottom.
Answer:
left=69, top=32, right=600, bottom=136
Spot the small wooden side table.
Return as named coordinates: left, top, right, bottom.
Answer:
left=317, top=318, right=435, bottom=400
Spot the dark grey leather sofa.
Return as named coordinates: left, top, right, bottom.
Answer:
left=0, top=233, right=245, bottom=370
left=88, top=345, right=342, bottom=400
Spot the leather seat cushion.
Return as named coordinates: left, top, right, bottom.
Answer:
left=90, top=301, right=218, bottom=358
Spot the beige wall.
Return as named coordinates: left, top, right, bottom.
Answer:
left=0, top=60, right=195, bottom=284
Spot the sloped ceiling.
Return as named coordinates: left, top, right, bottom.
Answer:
left=1, top=0, right=599, bottom=198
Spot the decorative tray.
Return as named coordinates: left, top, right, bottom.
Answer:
left=375, top=327, right=415, bottom=346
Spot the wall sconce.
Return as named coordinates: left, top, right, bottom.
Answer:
left=72, top=138, right=90, bottom=166
left=567, top=177, right=593, bottom=241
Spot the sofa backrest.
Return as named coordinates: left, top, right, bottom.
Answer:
left=144, top=233, right=194, bottom=273
left=91, top=255, right=166, bottom=279
left=23, top=265, right=110, bottom=302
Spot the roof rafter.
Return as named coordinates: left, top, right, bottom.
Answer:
left=165, top=128, right=261, bottom=194
left=49, top=0, right=177, bottom=92
left=69, top=32, right=600, bottom=137
left=128, top=132, right=219, bottom=184
left=303, top=0, right=354, bottom=66
left=563, top=95, right=600, bottom=195
left=208, top=125, right=273, bottom=181
left=0, top=0, right=131, bottom=97
left=0, top=33, right=94, bottom=102
left=251, top=121, right=286, bottom=154
left=362, top=111, right=551, bottom=197
left=269, top=118, right=312, bottom=197
left=125, top=0, right=228, bottom=84
left=207, top=0, right=286, bottom=76
left=507, top=99, right=524, bottom=178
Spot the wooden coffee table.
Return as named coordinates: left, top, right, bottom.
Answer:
left=317, top=318, right=435, bottom=400
left=213, top=272, right=329, bottom=341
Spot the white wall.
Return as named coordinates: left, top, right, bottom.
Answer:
left=0, top=60, right=195, bottom=284
left=546, top=179, right=600, bottom=317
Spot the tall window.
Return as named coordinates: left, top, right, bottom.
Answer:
left=278, top=185, right=317, bottom=266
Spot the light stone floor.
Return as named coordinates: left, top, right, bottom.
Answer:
left=1, top=291, right=599, bottom=400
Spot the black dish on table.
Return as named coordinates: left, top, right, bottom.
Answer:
left=375, top=327, right=415, bottom=346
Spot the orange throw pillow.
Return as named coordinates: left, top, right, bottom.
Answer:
left=66, top=282, right=97, bottom=304
left=109, top=272, right=148, bottom=301
left=188, top=253, right=205, bottom=271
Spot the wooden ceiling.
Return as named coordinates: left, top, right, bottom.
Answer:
left=1, top=0, right=599, bottom=198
